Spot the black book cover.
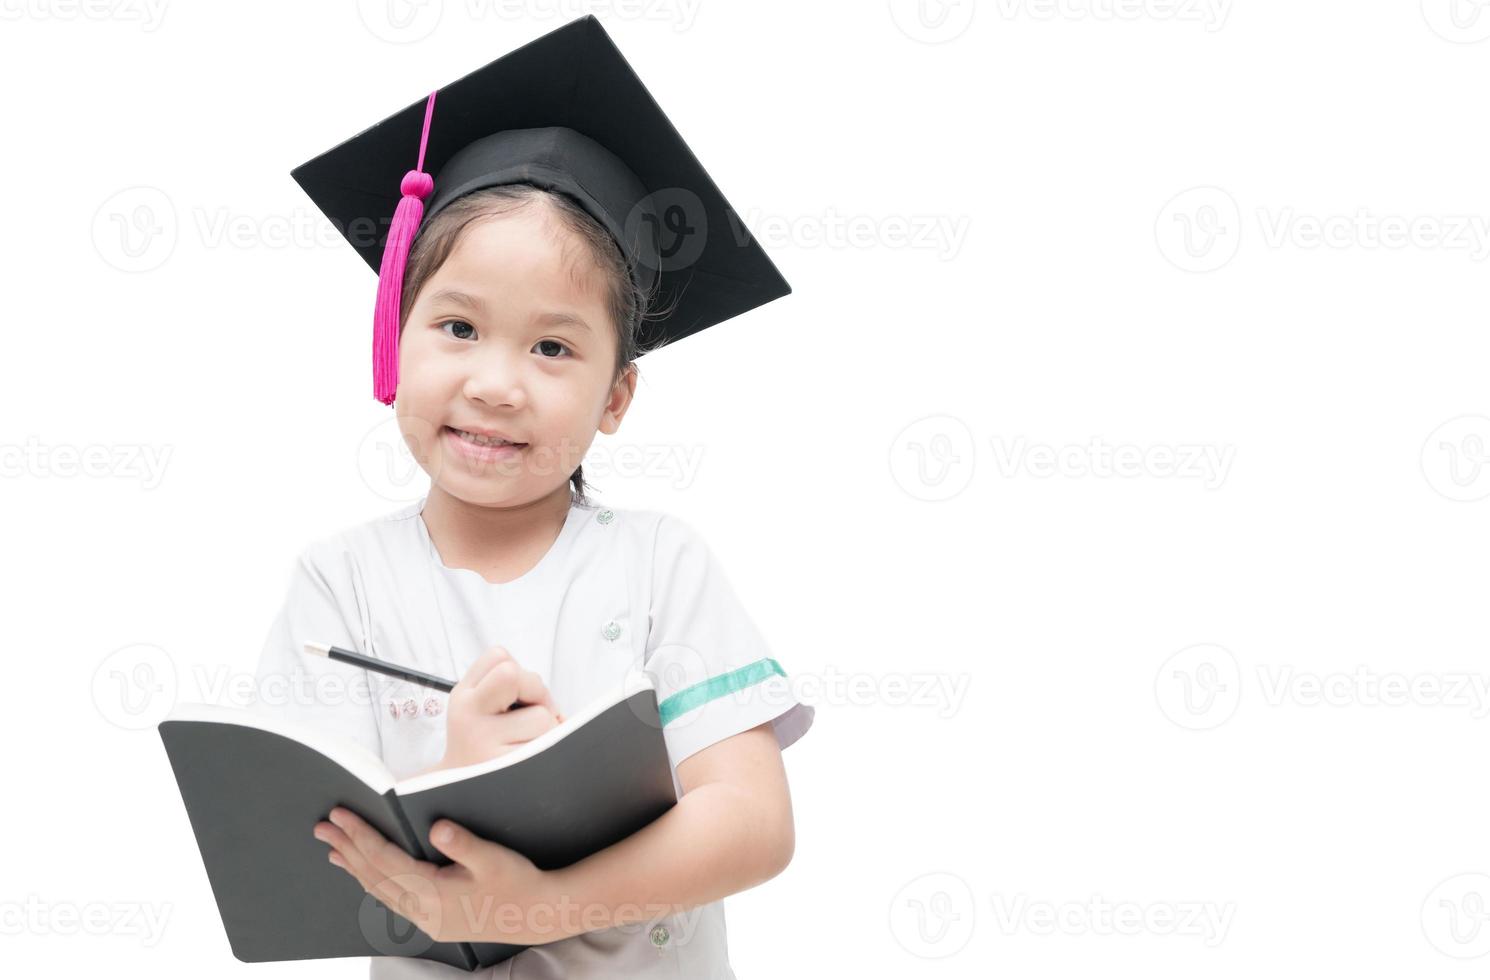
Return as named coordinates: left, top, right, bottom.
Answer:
left=158, top=677, right=676, bottom=969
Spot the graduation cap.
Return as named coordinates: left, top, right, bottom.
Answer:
left=291, top=15, right=791, bottom=405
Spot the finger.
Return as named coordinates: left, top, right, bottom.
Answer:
left=359, top=863, right=417, bottom=923
left=470, top=665, right=555, bottom=715
left=459, top=646, right=514, bottom=690
left=472, top=660, right=521, bottom=714
left=384, top=873, right=444, bottom=937
left=326, top=837, right=384, bottom=899
left=328, top=847, right=371, bottom=891
left=494, top=704, right=562, bottom=742
left=513, top=669, right=557, bottom=714
left=328, top=808, right=419, bottom=880
left=325, top=831, right=432, bottom=925
left=427, top=819, right=496, bottom=874
left=321, top=827, right=384, bottom=893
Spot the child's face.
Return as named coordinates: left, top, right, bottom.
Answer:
left=394, top=201, right=635, bottom=506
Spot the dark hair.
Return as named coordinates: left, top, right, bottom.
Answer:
left=398, top=184, right=669, bottom=506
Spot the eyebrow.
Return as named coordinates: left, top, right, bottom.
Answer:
left=534, top=311, right=594, bottom=335
left=428, top=288, right=593, bottom=336
left=428, top=288, right=489, bottom=315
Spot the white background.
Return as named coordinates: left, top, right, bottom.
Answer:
left=3, top=0, right=1489, bottom=976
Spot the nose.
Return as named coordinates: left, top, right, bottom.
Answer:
left=461, top=348, right=528, bottom=410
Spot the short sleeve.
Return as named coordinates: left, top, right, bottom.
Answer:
left=644, top=515, right=814, bottom=767
left=251, top=543, right=383, bottom=759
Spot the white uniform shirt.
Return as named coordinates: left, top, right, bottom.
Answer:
left=251, top=490, right=814, bottom=980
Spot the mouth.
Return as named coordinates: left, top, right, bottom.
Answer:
left=443, top=426, right=528, bottom=453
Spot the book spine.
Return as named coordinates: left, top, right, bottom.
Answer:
left=384, top=790, right=480, bottom=972
left=385, top=788, right=426, bottom=859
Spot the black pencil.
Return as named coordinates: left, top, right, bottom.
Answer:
left=302, top=641, right=457, bottom=693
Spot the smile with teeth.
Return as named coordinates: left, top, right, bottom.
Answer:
left=447, top=427, right=527, bottom=448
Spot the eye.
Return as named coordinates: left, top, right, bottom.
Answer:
left=439, top=320, right=476, bottom=341
left=534, top=339, right=572, bottom=359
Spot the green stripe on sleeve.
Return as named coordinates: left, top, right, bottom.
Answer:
left=658, top=657, right=786, bottom=727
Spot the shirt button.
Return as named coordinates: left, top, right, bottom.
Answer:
left=602, top=621, right=622, bottom=642
left=649, top=924, right=670, bottom=947
left=422, top=696, right=443, bottom=717
left=401, top=698, right=419, bottom=718
left=596, top=508, right=614, bottom=525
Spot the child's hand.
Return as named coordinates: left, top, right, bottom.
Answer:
left=438, top=646, right=563, bottom=771
left=315, top=806, right=567, bottom=945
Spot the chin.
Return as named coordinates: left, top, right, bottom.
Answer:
left=435, top=467, right=525, bottom=501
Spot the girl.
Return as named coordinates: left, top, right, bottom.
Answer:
left=252, top=15, right=814, bottom=980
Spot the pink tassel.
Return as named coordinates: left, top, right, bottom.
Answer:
left=372, top=91, right=438, bottom=406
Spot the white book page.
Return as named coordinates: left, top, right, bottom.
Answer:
left=161, top=701, right=399, bottom=795
left=390, top=672, right=657, bottom=796
left=163, top=672, right=657, bottom=800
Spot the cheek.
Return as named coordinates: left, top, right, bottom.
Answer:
left=396, top=334, right=458, bottom=395
left=394, top=410, right=447, bottom=469
left=397, top=326, right=428, bottom=371
left=392, top=339, right=454, bottom=445
left=538, top=373, right=606, bottom=419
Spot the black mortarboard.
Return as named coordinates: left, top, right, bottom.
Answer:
left=290, top=15, right=791, bottom=405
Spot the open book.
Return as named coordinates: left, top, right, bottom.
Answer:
left=157, top=673, right=676, bottom=971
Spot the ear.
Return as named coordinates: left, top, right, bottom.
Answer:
left=598, top=364, right=638, bottom=436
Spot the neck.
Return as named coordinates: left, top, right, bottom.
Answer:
left=420, top=482, right=574, bottom=565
